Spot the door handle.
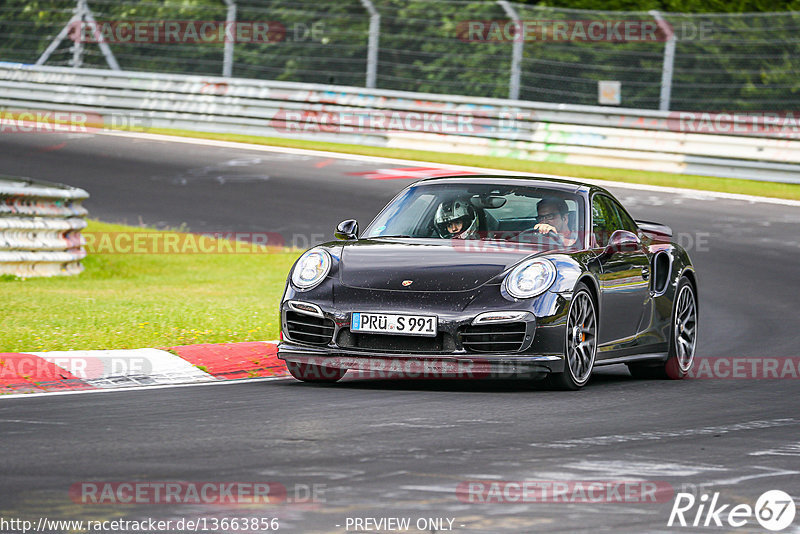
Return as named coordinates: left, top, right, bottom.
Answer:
left=641, top=266, right=650, bottom=280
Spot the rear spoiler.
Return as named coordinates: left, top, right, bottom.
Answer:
left=635, top=220, right=672, bottom=238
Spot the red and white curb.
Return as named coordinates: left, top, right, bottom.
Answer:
left=0, top=341, right=286, bottom=396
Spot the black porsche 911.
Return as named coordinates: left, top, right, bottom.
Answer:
left=277, top=175, right=698, bottom=389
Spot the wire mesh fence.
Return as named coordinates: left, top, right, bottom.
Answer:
left=1, top=0, right=798, bottom=111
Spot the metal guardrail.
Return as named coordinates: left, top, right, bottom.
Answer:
left=1, top=64, right=799, bottom=184
left=0, top=176, right=89, bottom=277
left=6, top=1, right=800, bottom=111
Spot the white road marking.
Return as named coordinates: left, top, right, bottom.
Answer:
left=565, top=460, right=727, bottom=478
left=0, top=375, right=291, bottom=400
left=399, top=485, right=456, bottom=494
left=751, top=442, right=800, bottom=456
left=529, top=418, right=799, bottom=448
left=101, top=130, right=800, bottom=207
left=694, top=467, right=800, bottom=487
left=0, top=419, right=68, bottom=425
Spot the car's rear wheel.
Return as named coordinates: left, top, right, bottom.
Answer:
left=286, top=361, right=346, bottom=383
left=550, top=282, right=597, bottom=390
left=628, top=277, right=697, bottom=380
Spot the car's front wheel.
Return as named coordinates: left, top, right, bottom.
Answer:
left=286, top=361, right=346, bottom=383
left=550, top=282, right=597, bottom=390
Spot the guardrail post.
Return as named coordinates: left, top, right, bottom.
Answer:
left=497, top=1, right=522, bottom=101
left=650, top=10, right=676, bottom=112
left=360, top=0, right=380, bottom=88
left=223, top=0, right=237, bottom=77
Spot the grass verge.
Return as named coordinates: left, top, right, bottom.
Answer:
left=143, top=127, right=800, bottom=201
left=0, top=220, right=299, bottom=352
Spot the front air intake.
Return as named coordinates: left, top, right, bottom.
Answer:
left=338, top=331, right=446, bottom=352
left=460, top=322, right=526, bottom=353
left=285, top=310, right=335, bottom=345
left=652, top=251, right=672, bottom=295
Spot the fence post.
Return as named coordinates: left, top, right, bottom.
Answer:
left=36, top=0, right=83, bottom=67
left=36, top=0, right=119, bottom=70
left=650, top=10, right=675, bottom=111
left=70, top=0, right=86, bottom=68
left=83, top=0, right=120, bottom=70
left=497, top=1, right=522, bottom=101
left=223, top=0, right=237, bottom=77
left=360, top=0, right=380, bottom=88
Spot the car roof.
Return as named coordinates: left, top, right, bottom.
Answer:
left=413, top=174, right=594, bottom=195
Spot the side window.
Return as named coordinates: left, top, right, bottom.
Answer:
left=591, top=195, right=623, bottom=247
left=609, top=198, right=638, bottom=233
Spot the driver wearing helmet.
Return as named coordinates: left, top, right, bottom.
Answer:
left=434, top=198, right=479, bottom=239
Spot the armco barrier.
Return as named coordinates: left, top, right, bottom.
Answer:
left=1, top=64, right=800, bottom=183
left=0, top=176, right=89, bottom=277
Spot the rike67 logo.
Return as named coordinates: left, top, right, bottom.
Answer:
left=668, top=490, right=796, bottom=531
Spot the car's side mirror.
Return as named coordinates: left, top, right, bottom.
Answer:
left=335, top=219, right=358, bottom=240
left=601, top=229, right=640, bottom=258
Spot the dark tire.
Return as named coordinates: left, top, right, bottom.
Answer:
left=549, top=282, right=597, bottom=390
left=627, top=277, right=697, bottom=380
left=286, top=361, right=346, bottom=383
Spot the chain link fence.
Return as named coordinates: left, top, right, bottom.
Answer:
left=1, top=0, right=798, bottom=111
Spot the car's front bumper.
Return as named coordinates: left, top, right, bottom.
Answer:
left=278, top=341, right=565, bottom=379
left=277, top=285, right=570, bottom=379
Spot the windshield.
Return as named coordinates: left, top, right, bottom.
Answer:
left=363, top=183, right=585, bottom=249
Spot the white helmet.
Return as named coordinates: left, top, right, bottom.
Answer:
left=434, top=198, right=478, bottom=238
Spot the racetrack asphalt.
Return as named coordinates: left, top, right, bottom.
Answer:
left=1, top=131, right=799, bottom=533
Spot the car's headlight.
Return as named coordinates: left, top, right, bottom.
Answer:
left=504, top=258, right=556, bottom=299
left=291, top=248, right=331, bottom=290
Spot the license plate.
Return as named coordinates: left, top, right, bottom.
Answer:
left=351, top=312, right=437, bottom=337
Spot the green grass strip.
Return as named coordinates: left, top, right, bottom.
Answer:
left=0, top=220, right=299, bottom=351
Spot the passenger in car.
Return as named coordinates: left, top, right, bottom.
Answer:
left=434, top=198, right=480, bottom=239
